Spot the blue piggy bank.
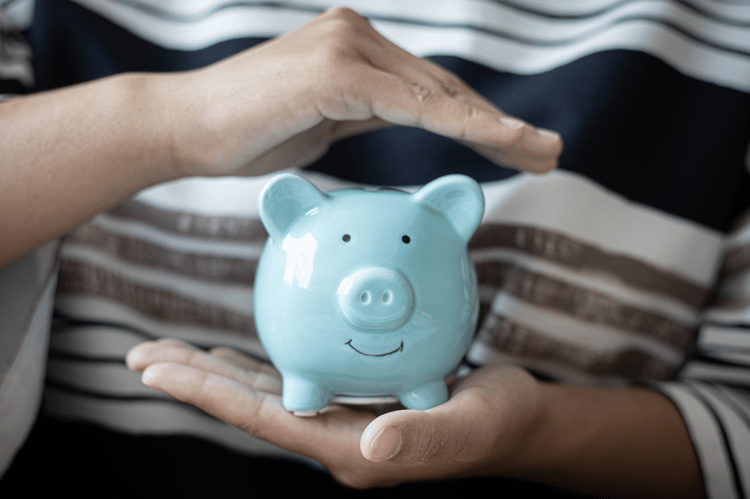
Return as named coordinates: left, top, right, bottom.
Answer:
left=254, top=173, right=484, bottom=415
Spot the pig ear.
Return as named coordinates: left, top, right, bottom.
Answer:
left=413, top=175, right=484, bottom=242
left=258, top=173, right=327, bottom=239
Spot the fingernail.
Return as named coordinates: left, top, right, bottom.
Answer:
left=499, top=117, right=524, bottom=129
left=368, top=426, right=402, bottom=461
left=125, top=351, right=138, bottom=370
left=537, top=128, right=561, bottom=140
left=141, top=368, right=157, bottom=387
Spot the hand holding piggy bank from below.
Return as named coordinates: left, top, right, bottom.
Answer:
left=254, top=173, right=484, bottom=415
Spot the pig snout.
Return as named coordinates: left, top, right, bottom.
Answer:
left=337, top=268, right=414, bottom=331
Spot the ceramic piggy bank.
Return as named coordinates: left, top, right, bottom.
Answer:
left=254, top=173, right=484, bottom=415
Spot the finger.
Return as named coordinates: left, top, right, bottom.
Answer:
left=362, top=36, right=563, bottom=172
left=125, top=338, right=196, bottom=371
left=141, top=361, right=292, bottom=442
left=394, top=72, right=563, bottom=173
left=208, top=346, right=280, bottom=376
left=127, top=339, right=282, bottom=394
left=361, top=71, right=561, bottom=173
left=400, top=68, right=564, bottom=172
left=140, top=362, right=370, bottom=459
left=463, top=128, right=563, bottom=173
left=360, top=367, right=543, bottom=466
left=365, top=70, right=523, bottom=146
left=360, top=401, right=495, bottom=466
left=368, top=43, right=500, bottom=118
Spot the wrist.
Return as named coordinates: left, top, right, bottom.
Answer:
left=498, top=381, right=573, bottom=479
left=483, top=374, right=556, bottom=478
left=453, top=366, right=551, bottom=478
left=496, top=382, right=704, bottom=498
left=141, top=65, right=255, bottom=179
left=119, top=72, right=192, bottom=183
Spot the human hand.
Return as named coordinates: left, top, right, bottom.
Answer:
left=126, top=338, right=546, bottom=489
left=163, top=7, right=563, bottom=178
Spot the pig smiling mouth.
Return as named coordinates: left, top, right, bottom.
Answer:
left=345, top=340, right=404, bottom=357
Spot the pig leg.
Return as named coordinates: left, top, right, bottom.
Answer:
left=398, top=381, right=449, bottom=410
left=282, top=375, right=331, bottom=416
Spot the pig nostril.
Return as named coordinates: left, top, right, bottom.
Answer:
left=338, top=268, right=414, bottom=331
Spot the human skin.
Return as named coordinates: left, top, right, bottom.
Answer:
left=126, top=338, right=705, bottom=499
left=0, top=7, right=561, bottom=268
left=7, top=6, right=701, bottom=497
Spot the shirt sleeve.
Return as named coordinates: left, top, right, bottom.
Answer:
left=658, top=206, right=750, bottom=499
left=0, top=0, right=34, bottom=99
left=0, top=0, right=51, bottom=479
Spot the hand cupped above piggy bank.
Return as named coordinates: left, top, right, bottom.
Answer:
left=254, top=173, right=484, bottom=415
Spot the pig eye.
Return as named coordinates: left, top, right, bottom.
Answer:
left=342, top=234, right=351, bottom=242
left=402, top=235, right=410, bottom=244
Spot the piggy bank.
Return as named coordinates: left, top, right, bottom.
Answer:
left=254, top=173, right=484, bottom=415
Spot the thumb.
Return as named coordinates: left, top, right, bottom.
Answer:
left=360, top=407, right=486, bottom=465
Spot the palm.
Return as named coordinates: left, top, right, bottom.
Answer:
left=126, top=338, right=544, bottom=488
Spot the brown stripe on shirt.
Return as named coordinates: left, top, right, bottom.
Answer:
left=65, top=223, right=259, bottom=285
left=719, top=243, right=750, bottom=281
left=469, top=223, right=709, bottom=310
left=474, top=261, right=696, bottom=351
left=107, top=200, right=268, bottom=242
left=476, top=313, right=683, bottom=382
left=56, top=260, right=257, bottom=338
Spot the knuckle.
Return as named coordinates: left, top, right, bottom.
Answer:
left=503, top=126, right=526, bottom=146
left=319, top=7, right=370, bottom=43
left=396, top=420, right=455, bottom=465
left=323, top=19, right=358, bottom=43
left=399, top=82, right=435, bottom=127
left=233, top=392, right=268, bottom=435
left=310, top=24, right=364, bottom=77
left=462, top=103, right=483, bottom=123
left=413, top=433, right=453, bottom=463
left=436, top=78, right=462, bottom=99
left=453, top=104, right=484, bottom=142
left=421, top=70, right=464, bottom=102
left=410, top=82, right=438, bottom=107
left=324, top=6, right=367, bottom=24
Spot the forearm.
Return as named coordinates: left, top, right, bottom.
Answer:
left=0, top=8, right=565, bottom=269
left=505, top=383, right=704, bottom=498
left=0, top=73, right=182, bottom=266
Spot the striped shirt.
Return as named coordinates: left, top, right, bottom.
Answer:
left=1, top=0, right=750, bottom=497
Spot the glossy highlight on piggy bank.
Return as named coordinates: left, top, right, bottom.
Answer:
left=254, top=173, right=484, bottom=415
